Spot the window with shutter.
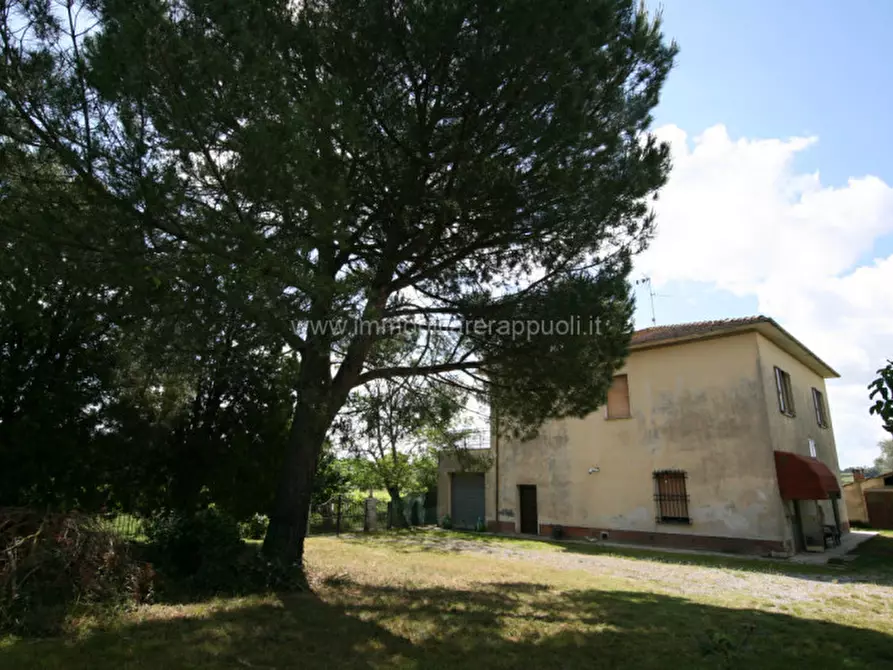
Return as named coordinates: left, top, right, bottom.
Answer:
left=774, top=367, right=795, bottom=417
left=606, top=374, right=630, bottom=419
left=812, top=387, right=828, bottom=428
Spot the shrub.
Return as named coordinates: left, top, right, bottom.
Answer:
left=145, top=509, right=311, bottom=596
left=440, top=514, right=452, bottom=530
left=144, top=508, right=243, bottom=592
left=237, top=551, right=306, bottom=592
left=239, top=513, right=269, bottom=540
left=1, top=508, right=154, bottom=635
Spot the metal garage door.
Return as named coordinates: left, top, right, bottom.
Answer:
left=451, top=473, right=485, bottom=530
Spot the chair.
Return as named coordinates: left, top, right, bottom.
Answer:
left=823, top=524, right=841, bottom=548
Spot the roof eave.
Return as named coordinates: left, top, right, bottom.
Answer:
left=629, top=319, right=840, bottom=379
left=753, top=319, right=840, bottom=379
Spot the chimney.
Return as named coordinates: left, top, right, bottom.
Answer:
left=853, top=468, right=865, bottom=482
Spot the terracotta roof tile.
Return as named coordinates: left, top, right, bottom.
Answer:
left=631, top=316, right=770, bottom=346
left=626, top=315, right=839, bottom=379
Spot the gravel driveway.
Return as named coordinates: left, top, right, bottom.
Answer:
left=389, top=534, right=893, bottom=606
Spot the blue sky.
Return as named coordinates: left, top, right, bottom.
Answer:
left=634, top=0, right=893, bottom=466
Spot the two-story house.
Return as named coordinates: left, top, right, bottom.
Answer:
left=438, top=316, right=847, bottom=556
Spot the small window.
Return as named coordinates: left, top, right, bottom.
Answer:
left=606, top=374, right=631, bottom=419
left=774, top=367, right=795, bottom=417
left=653, top=470, right=690, bottom=524
left=884, top=475, right=893, bottom=487
left=812, top=388, right=828, bottom=428
left=808, top=439, right=817, bottom=459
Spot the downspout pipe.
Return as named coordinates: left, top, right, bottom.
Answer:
left=493, top=405, right=500, bottom=533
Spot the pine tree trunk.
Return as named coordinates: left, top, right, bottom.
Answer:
left=262, top=407, right=326, bottom=565
left=262, top=346, right=334, bottom=566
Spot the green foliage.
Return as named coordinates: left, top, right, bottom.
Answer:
left=0, top=237, right=125, bottom=509
left=869, top=361, right=893, bottom=436
left=0, top=509, right=154, bottom=635
left=440, top=515, right=453, bottom=530
left=239, top=514, right=270, bottom=541
left=337, top=379, right=465, bottom=520
left=98, top=313, right=297, bottom=518
left=312, top=443, right=353, bottom=506
left=0, top=0, right=676, bottom=562
left=485, top=272, right=636, bottom=439
left=144, top=509, right=243, bottom=591
left=0, top=209, right=296, bottom=517
left=875, top=439, right=893, bottom=474
left=143, top=508, right=306, bottom=596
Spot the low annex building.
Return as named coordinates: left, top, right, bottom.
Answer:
left=438, top=316, right=848, bottom=556
left=843, top=469, right=893, bottom=530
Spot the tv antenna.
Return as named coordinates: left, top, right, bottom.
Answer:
left=635, top=276, right=657, bottom=326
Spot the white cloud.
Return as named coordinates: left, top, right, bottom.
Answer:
left=638, top=124, right=893, bottom=467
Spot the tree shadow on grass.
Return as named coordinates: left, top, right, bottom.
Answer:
left=2, top=577, right=892, bottom=670
left=343, top=530, right=893, bottom=586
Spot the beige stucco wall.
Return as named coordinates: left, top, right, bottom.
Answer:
left=754, top=334, right=849, bottom=539
left=843, top=477, right=887, bottom=525
left=492, top=332, right=795, bottom=547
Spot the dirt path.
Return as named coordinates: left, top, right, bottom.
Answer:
left=379, top=534, right=893, bottom=606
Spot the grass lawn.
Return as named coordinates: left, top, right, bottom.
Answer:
left=2, top=530, right=892, bottom=669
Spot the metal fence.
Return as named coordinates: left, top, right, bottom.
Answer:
left=94, top=498, right=438, bottom=542
left=308, top=494, right=438, bottom=535
left=94, top=513, right=146, bottom=541
left=309, top=496, right=388, bottom=535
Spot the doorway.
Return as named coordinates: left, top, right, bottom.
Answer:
left=791, top=500, right=805, bottom=553
left=519, top=485, right=538, bottom=535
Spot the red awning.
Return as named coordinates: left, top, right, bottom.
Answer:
left=774, top=451, right=841, bottom=500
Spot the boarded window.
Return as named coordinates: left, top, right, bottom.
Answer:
left=606, top=374, right=630, bottom=419
left=654, top=470, right=690, bottom=523
left=774, top=367, right=795, bottom=417
left=812, top=387, right=828, bottom=428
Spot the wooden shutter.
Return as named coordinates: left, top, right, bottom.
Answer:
left=775, top=367, right=786, bottom=413
left=606, top=374, right=630, bottom=419
left=775, top=367, right=795, bottom=416
left=783, top=371, right=795, bottom=415
left=812, top=388, right=827, bottom=427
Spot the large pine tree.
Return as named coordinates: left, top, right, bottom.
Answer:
left=0, top=0, right=676, bottom=565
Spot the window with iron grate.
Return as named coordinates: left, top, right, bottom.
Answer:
left=653, top=470, right=690, bottom=524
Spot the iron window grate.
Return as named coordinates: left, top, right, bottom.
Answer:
left=653, top=469, right=691, bottom=524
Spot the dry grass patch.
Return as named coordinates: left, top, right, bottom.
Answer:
left=1, top=532, right=892, bottom=669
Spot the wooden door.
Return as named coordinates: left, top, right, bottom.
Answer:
left=519, top=485, right=538, bottom=535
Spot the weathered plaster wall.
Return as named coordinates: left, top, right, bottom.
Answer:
left=754, top=334, right=849, bottom=536
left=842, top=477, right=886, bottom=525
left=843, top=482, right=869, bottom=524
left=492, top=332, right=793, bottom=546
